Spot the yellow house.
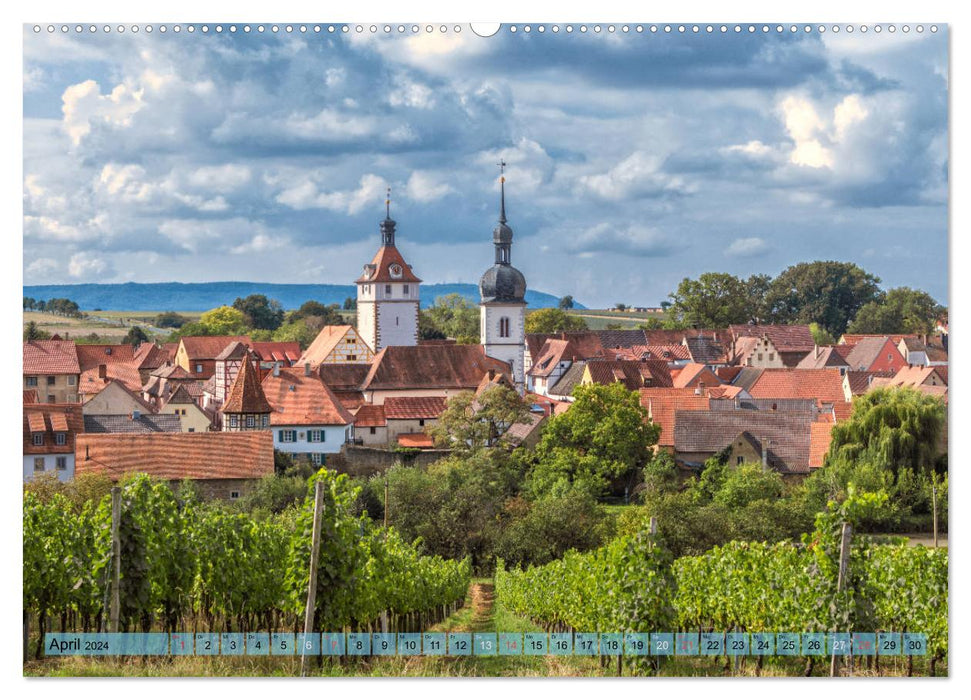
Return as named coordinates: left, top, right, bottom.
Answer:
left=299, top=325, right=374, bottom=368
left=159, top=384, right=213, bottom=433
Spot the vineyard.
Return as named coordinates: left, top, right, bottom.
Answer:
left=496, top=497, right=948, bottom=676
left=23, top=470, right=470, bottom=662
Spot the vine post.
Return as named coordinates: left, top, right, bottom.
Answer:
left=300, top=480, right=325, bottom=678
left=830, top=522, right=852, bottom=678
left=109, top=486, right=121, bottom=634
left=932, top=477, right=938, bottom=548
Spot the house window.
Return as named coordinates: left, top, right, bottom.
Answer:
left=888, top=353, right=893, bottom=361
left=308, top=430, right=321, bottom=443
left=188, top=428, right=195, bottom=433
left=230, top=491, right=240, bottom=500
left=419, top=419, right=425, bottom=427
left=279, top=430, right=296, bottom=443
left=768, top=353, right=774, bottom=361
left=195, top=364, right=203, bottom=373
left=246, top=415, right=255, bottom=428
left=47, top=395, right=55, bottom=403
left=262, top=415, right=269, bottom=427
left=347, top=355, right=356, bottom=362
left=26, top=376, right=38, bottom=387
left=736, top=456, right=744, bottom=466
left=229, top=415, right=238, bottom=428
left=55, top=433, right=66, bottom=446
left=56, top=456, right=67, bottom=471
left=47, top=376, right=56, bottom=386
left=32, top=433, right=44, bottom=446
left=385, top=284, right=392, bottom=295
left=67, top=376, right=76, bottom=386
left=500, top=317, right=510, bottom=338
left=34, top=457, right=45, bottom=472
left=311, top=453, right=325, bottom=466
left=757, top=353, right=763, bottom=361
left=369, top=427, right=377, bottom=435
left=403, top=284, right=409, bottom=295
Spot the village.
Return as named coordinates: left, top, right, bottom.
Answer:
left=22, top=180, right=949, bottom=501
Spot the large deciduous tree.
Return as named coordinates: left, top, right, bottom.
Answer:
left=430, top=385, right=532, bottom=453
left=232, top=294, right=285, bottom=331
left=199, top=306, right=249, bottom=335
left=424, top=293, right=480, bottom=343
left=666, top=272, right=758, bottom=328
left=524, top=307, right=588, bottom=334
left=847, top=287, right=945, bottom=336
left=764, top=261, right=881, bottom=335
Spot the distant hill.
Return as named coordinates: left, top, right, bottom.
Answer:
left=22, top=282, right=582, bottom=312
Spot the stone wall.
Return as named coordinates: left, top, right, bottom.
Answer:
left=331, top=445, right=452, bottom=477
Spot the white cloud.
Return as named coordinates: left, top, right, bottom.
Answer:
left=723, top=140, right=774, bottom=157
left=578, top=152, right=690, bottom=200
left=68, top=252, right=113, bottom=278
left=185, top=164, right=252, bottom=193
left=61, top=79, right=145, bottom=146
left=725, top=237, right=771, bottom=257
left=25, top=258, right=60, bottom=277
left=389, top=77, right=435, bottom=109
left=564, top=223, right=676, bottom=257
left=230, top=233, right=287, bottom=254
left=406, top=171, right=453, bottom=203
left=276, top=173, right=388, bottom=214
left=781, top=95, right=833, bottom=168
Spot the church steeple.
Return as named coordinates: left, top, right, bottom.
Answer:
left=493, top=160, right=513, bottom=266
left=380, top=186, right=396, bottom=247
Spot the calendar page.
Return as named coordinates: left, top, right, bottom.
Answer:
left=21, top=12, right=949, bottom=686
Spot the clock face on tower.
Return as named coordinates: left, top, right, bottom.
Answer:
left=389, top=263, right=403, bottom=278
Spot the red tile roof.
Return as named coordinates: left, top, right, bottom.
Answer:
left=396, top=432, right=435, bottom=448
left=24, top=403, right=84, bottom=455
left=529, top=339, right=580, bottom=378
left=672, top=363, right=721, bottom=389
left=842, top=336, right=905, bottom=371
left=883, top=365, right=948, bottom=388
left=75, top=344, right=137, bottom=370
left=730, top=324, right=815, bottom=351
left=841, top=334, right=917, bottom=346
left=628, top=344, right=691, bottom=362
left=384, top=396, right=447, bottom=420
left=746, top=368, right=846, bottom=403
left=23, top=340, right=80, bottom=374
left=353, top=404, right=387, bottom=427
left=808, top=422, right=835, bottom=468
left=526, top=332, right=605, bottom=363
left=261, top=366, right=353, bottom=426
left=252, top=341, right=303, bottom=364
left=585, top=359, right=673, bottom=390
left=75, top=431, right=274, bottom=481
left=832, top=401, right=853, bottom=422
left=133, top=342, right=173, bottom=370
left=179, top=335, right=252, bottom=361
left=362, top=345, right=511, bottom=391
left=355, top=245, right=422, bottom=284
left=80, top=362, right=144, bottom=395
left=221, top=356, right=272, bottom=414
left=796, top=345, right=851, bottom=370
left=639, top=391, right=711, bottom=447
left=318, top=363, right=372, bottom=391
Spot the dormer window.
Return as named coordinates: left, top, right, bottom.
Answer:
left=55, top=433, right=66, bottom=446
left=32, top=433, right=44, bottom=446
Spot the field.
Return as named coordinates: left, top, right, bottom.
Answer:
left=567, top=309, right=666, bottom=330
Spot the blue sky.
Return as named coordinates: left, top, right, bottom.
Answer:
left=22, top=24, right=948, bottom=308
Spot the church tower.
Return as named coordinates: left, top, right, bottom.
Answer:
left=479, top=162, right=527, bottom=392
left=356, top=190, right=421, bottom=352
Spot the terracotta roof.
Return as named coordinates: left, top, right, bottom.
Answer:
left=627, top=344, right=690, bottom=362
left=75, top=344, right=137, bottom=370
left=585, top=359, right=673, bottom=390
left=151, top=363, right=192, bottom=380
left=353, top=404, right=387, bottom=427
left=529, top=339, right=580, bottom=378
left=384, top=396, right=447, bottom=420
left=75, top=431, right=274, bottom=481
left=596, top=329, right=649, bottom=349
left=161, top=384, right=197, bottom=408
left=547, top=360, right=587, bottom=397
left=640, top=391, right=711, bottom=447
left=674, top=410, right=815, bottom=473
left=299, top=326, right=367, bottom=367
left=809, top=422, right=835, bottom=468
left=672, top=363, right=721, bottom=389
left=716, top=366, right=744, bottom=383
left=526, top=332, right=605, bottom=362
left=221, top=356, right=272, bottom=414
left=832, top=401, right=854, bottom=422
left=80, top=363, right=143, bottom=395
left=705, top=385, right=745, bottom=399
left=643, top=330, right=689, bottom=345
left=746, top=369, right=846, bottom=403
left=215, top=340, right=250, bottom=361
left=935, top=366, right=948, bottom=383
left=84, top=414, right=183, bottom=434
left=261, top=366, right=353, bottom=426
left=333, top=391, right=366, bottom=411
left=318, top=363, right=372, bottom=391
left=730, top=324, right=815, bottom=351
left=845, top=370, right=895, bottom=396
left=355, top=245, right=422, bottom=284
left=134, top=342, right=172, bottom=370
left=797, top=346, right=851, bottom=370
left=843, top=337, right=904, bottom=371
left=396, top=432, right=435, bottom=448
left=841, top=334, right=916, bottom=346
left=252, top=341, right=303, bottom=365
left=23, top=340, right=80, bottom=374
left=362, top=345, right=511, bottom=391
left=24, top=389, right=38, bottom=404
left=24, top=403, right=84, bottom=455
left=880, top=365, right=948, bottom=388
left=505, top=412, right=546, bottom=446
left=475, top=370, right=516, bottom=395
left=179, top=335, right=252, bottom=361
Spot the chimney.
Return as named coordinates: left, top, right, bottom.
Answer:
left=273, top=363, right=281, bottom=377
left=814, top=344, right=820, bottom=359
left=98, top=364, right=107, bottom=379
left=85, top=445, right=89, bottom=461
left=304, top=362, right=312, bottom=377
left=131, top=409, right=140, bottom=420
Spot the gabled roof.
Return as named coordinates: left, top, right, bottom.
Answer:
left=86, top=379, right=156, bottom=414
left=24, top=403, right=84, bottom=455
left=75, top=431, right=274, bottom=481
left=215, top=340, right=250, bottom=361
left=23, top=339, right=80, bottom=374
left=809, top=422, right=835, bottom=468
left=584, top=359, right=673, bottom=390
left=261, top=366, right=353, bottom=426
left=384, top=396, right=447, bottom=420
left=596, top=329, right=648, bottom=349
left=672, top=363, right=721, bottom=389
left=845, top=370, right=895, bottom=396
left=221, top=356, right=272, bottom=414
left=880, top=365, right=948, bottom=388
left=299, top=326, right=369, bottom=367
left=134, top=342, right=173, bottom=370
left=639, top=390, right=711, bottom=447
left=80, top=363, right=143, bottom=395
left=151, top=363, right=192, bottom=380
left=475, top=370, right=516, bottom=396
left=505, top=412, right=546, bottom=447
left=674, top=410, right=815, bottom=473
left=362, top=345, right=511, bottom=391
left=746, top=368, right=847, bottom=403
left=355, top=245, right=422, bottom=284
left=179, top=335, right=252, bottom=361
left=797, top=345, right=851, bottom=370
left=684, top=335, right=730, bottom=364
left=843, top=336, right=903, bottom=371
left=730, top=324, right=815, bottom=351
left=252, top=341, right=303, bottom=365
left=318, top=363, right=372, bottom=391
left=626, top=344, right=691, bottom=362
left=705, top=385, right=745, bottom=400
left=547, top=360, right=587, bottom=398
left=529, top=339, right=580, bottom=378
left=841, top=333, right=916, bottom=346
left=75, top=344, right=137, bottom=370
left=84, top=413, right=183, bottom=434
left=525, top=332, right=605, bottom=361
left=163, top=383, right=197, bottom=406
left=353, top=404, right=387, bottom=427
left=643, top=329, right=690, bottom=345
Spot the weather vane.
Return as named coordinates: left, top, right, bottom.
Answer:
left=498, top=159, right=506, bottom=183
left=386, top=186, right=391, bottom=218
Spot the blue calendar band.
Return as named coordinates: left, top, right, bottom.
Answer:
left=43, top=632, right=927, bottom=657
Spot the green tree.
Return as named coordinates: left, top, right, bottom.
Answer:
left=639, top=318, right=664, bottom=330
left=809, top=322, right=836, bottom=346
left=233, top=294, right=284, bottom=331
left=288, top=300, right=344, bottom=328
left=529, top=383, right=660, bottom=498
left=122, top=326, right=149, bottom=347
left=430, top=385, right=532, bottom=452
left=764, top=261, right=881, bottom=335
left=418, top=310, right=447, bottom=340
left=426, top=294, right=480, bottom=342
left=343, top=297, right=357, bottom=311
left=524, top=307, right=588, bottom=334
left=847, top=287, right=945, bottom=336
left=667, top=272, right=756, bottom=328
left=558, top=295, right=575, bottom=310
left=746, top=273, right=773, bottom=322
left=23, top=296, right=36, bottom=310
left=494, top=492, right=606, bottom=568
left=23, top=321, right=50, bottom=341
left=272, top=319, right=318, bottom=349
left=199, top=306, right=248, bottom=335
left=153, top=311, right=189, bottom=329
